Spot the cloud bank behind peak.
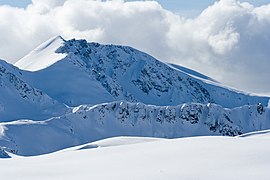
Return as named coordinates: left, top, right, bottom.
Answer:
left=0, top=0, right=270, bottom=95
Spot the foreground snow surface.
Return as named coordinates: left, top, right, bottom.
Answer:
left=1, top=134, right=270, bottom=180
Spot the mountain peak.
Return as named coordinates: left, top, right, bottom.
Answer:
left=12, top=37, right=270, bottom=108
left=15, top=35, right=66, bottom=71
left=35, top=35, right=65, bottom=52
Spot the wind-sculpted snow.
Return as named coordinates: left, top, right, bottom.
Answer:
left=2, top=136, right=270, bottom=180
left=0, top=101, right=269, bottom=156
left=14, top=36, right=66, bottom=71
left=16, top=37, right=269, bottom=108
left=0, top=60, right=67, bottom=122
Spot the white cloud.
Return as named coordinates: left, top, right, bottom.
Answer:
left=0, top=0, right=269, bottom=95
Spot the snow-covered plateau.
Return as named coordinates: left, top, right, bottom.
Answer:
left=1, top=36, right=270, bottom=179
left=1, top=132, right=270, bottom=180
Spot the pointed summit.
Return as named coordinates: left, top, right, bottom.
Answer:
left=34, top=35, right=65, bottom=53
left=15, top=36, right=66, bottom=71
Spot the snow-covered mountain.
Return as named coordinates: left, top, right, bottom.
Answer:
left=1, top=101, right=269, bottom=156
left=0, top=59, right=67, bottom=122
left=0, top=36, right=269, bottom=157
left=15, top=36, right=269, bottom=108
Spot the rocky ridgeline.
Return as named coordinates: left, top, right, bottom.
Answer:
left=1, top=101, right=269, bottom=156
left=0, top=62, right=44, bottom=101
left=0, top=60, right=67, bottom=121
left=55, top=39, right=268, bottom=107
left=73, top=101, right=269, bottom=137
left=55, top=39, right=215, bottom=105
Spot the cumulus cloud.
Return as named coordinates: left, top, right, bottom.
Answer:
left=0, top=0, right=270, bottom=95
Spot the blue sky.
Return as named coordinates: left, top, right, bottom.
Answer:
left=0, top=0, right=30, bottom=7
left=1, top=0, right=270, bottom=16
left=157, top=0, right=270, bottom=15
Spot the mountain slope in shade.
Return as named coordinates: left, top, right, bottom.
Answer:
left=1, top=101, right=269, bottom=156
left=1, top=135, right=270, bottom=180
left=15, top=37, right=270, bottom=108
left=0, top=60, right=67, bottom=122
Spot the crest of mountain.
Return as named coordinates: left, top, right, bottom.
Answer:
left=0, top=101, right=269, bottom=156
left=0, top=59, right=67, bottom=122
left=15, top=36, right=269, bottom=108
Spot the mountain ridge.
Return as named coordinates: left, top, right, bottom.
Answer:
left=0, top=59, right=67, bottom=121
left=1, top=100, right=269, bottom=156
left=15, top=37, right=270, bottom=108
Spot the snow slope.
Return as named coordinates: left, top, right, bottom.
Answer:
left=1, top=101, right=269, bottom=156
left=14, top=36, right=66, bottom=71
left=1, top=135, right=270, bottom=180
left=0, top=60, right=67, bottom=122
left=15, top=37, right=269, bottom=107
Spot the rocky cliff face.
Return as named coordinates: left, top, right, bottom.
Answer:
left=55, top=39, right=269, bottom=107
left=1, top=101, right=269, bottom=156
